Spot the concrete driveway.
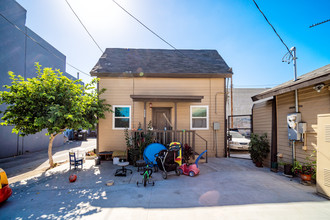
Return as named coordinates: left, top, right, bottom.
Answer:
left=1, top=158, right=329, bottom=220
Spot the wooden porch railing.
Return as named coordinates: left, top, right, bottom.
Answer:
left=129, top=129, right=208, bottom=162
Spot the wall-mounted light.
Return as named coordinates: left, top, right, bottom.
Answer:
left=149, top=102, right=152, bottom=108
left=313, top=83, right=325, bottom=92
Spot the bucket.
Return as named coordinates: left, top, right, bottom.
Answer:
left=113, top=157, right=119, bottom=165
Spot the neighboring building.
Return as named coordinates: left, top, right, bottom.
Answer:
left=251, top=64, right=330, bottom=169
left=226, top=88, right=267, bottom=116
left=0, top=0, right=78, bottom=158
left=226, top=88, right=267, bottom=137
left=91, top=48, right=232, bottom=158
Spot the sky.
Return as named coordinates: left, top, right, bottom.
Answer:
left=15, top=0, right=330, bottom=88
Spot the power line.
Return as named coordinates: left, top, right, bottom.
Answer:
left=65, top=0, right=104, bottom=54
left=309, top=19, right=330, bottom=28
left=112, top=0, right=186, bottom=57
left=252, top=0, right=292, bottom=56
left=0, top=12, right=90, bottom=77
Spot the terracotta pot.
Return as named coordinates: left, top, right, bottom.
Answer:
left=255, top=161, right=263, bottom=167
left=300, top=174, right=312, bottom=181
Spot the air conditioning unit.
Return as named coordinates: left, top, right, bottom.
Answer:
left=316, top=114, right=330, bottom=198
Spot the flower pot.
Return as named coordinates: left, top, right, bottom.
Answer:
left=255, top=161, right=263, bottom=167
left=284, top=164, right=293, bottom=176
left=300, top=174, right=312, bottom=181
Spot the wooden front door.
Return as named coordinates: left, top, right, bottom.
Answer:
left=152, top=107, right=172, bottom=130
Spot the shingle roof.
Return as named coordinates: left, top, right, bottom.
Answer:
left=90, top=48, right=232, bottom=78
left=252, top=64, right=330, bottom=101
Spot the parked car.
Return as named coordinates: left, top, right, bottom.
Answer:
left=229, top=131, right=250, bottom=150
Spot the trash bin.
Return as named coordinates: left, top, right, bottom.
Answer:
left=95, top=157, right=101, bottom=166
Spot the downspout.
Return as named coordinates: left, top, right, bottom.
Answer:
left=292, top=47, right=298, bottom=165
left=230, top=76, right=233, bottom=129
left=215, top=91, right=224, bottom=158
left=224, top=78, right=229, bottom=157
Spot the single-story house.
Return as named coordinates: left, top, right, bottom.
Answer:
left=90, top=48, right=233, bottom=159
left=251, top=64, right=330, bottom=196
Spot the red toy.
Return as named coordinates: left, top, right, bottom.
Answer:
left=69, top=174, right=77, bottom=182
left=178, top=163, right=200, bottom=177
left=0, top=168, right=12, bottom=203
left=178, top=150, right=207, bottom=177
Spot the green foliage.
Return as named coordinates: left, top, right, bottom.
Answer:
left=127, top=121, right=154, bottom=163
left=248, top=133, right=270, bottom=164
left=183, top=143, right=193, bottom=164
left=0, top=63, right=111, bottom=136
left=292, top=151, right=316, bottom=178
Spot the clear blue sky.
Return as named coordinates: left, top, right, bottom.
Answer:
left=16, top=0, right=330, bottom=87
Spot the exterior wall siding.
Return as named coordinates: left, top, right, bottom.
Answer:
left=276, top=81, right=330, bottom=166
left=98, top=77, right=226, bottom=157
left=252, top=100, right=273, bottom=167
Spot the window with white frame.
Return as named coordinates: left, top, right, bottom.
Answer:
left=190, top=105, right=209, bottom=130
left=113, top=105, right=131, bottom=129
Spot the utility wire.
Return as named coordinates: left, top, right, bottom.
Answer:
left=112, top=0, right=186, bottom=57
left=252, top=0, right=292, bottom=56
left=65, top=0, right=104, bottom=54
left=309, top=19, right=330, bottom=28
left=0, top=12, right=90, bottom=77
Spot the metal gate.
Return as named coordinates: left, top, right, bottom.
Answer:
left=227, top=114, right=252, bottom=159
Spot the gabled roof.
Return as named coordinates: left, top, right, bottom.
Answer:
left=90, top=48, right=232, bottom=78
left=252, top=64, right=330, bottom=101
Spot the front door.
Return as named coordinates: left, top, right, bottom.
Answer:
left=152, top=107, right=172, bottom=145
left=152, top=107, right=172, bottom=130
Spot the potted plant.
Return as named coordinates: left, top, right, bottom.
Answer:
left=278, top=161, right=293, bottom=176
left=248, top=133, right=270, bottom=167
left=182, top=144, right=193, bottom=164
left=292, top=152, right=316, bottom=182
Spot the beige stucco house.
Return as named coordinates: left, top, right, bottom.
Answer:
left=90, top=48, right=233, bottom=159
left=251, top=64, right=330, bottom=170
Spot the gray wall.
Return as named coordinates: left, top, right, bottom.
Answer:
left=226, top=88, right=268, bottom=116
left=0, top=0, right=77, bottom=158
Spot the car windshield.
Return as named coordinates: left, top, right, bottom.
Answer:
left=230, top=131, right=244, bottom=138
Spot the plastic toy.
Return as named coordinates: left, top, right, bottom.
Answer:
left=169, top=142, right=182, bottom=166
left=0, top=168, right=12, bottom=203
left=137, top=165, right=154, bottom=187
left=178, top=150, right=207, bottom=177
left=69, top=174, right=77, bottom=182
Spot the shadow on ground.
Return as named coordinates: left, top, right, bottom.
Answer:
left=0, top=158, right=328, bottom=219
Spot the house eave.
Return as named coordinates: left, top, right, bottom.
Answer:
left=252, top=73, right=330, bottom=101
left=90, top=72, right=232, bottom=78
left=130, top=95, right=204, bottom=103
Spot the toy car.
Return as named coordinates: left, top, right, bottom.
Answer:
left=0, top=168, right=12, bottom=203
left=178, top=150, right=207, bottom=177
left=178, top=163, right=200, bottom=177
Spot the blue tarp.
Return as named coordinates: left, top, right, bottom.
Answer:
left=143, top=143, right=167, bottom=166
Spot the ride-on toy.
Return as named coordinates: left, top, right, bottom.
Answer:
left=137, top=165, right=154, bottom=187
left=178, top=150, right=207, bottom=177
left=0, top=168, right=12, bottom=203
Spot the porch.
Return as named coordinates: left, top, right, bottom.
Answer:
left=129, top=129, right=208, bottom=162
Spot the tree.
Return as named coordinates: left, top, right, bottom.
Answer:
left=0, top=63, right=111, bottom=168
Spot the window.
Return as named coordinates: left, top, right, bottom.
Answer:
left=190, top=105, right=209, bottom=130
left=113, top=105, right=131, bottom=129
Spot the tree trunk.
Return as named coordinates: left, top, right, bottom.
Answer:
left=48, top=134, right=56, bottom=168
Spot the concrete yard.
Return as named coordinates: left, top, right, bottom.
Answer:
left=1, top=157, right=330, bottom=220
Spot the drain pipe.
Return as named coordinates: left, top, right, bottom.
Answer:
left=292, top=47, right=298, bottom=166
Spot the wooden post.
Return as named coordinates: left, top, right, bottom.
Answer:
left=144, top=101, right=146, bottom=131
left=175, top=102, right=177, bottom=139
